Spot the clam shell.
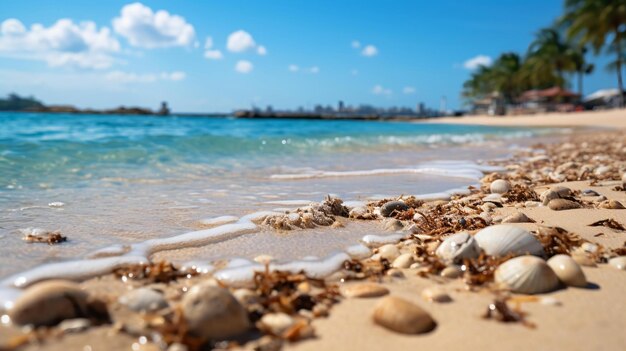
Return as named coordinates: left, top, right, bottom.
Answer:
left=435, top=232, right=480, bottom=263
left=482, top=193, right=503, bottom=204
left=547, top=199, right=581, bottom=211
left=495, top=256, right=560, bottom=294
left=547, top=254, right=587, bottom=287
left=341, top=283, right=389, bottom=298
left=474, top=225, right=544, bottom=257
left=490, top=179, right=511, bottom=194
left=609, top=256, right=626, bottom=270
left=372, top=296, right=436, bottom=334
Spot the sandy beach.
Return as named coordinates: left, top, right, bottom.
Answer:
left=1, top=120, right=625, bottom=351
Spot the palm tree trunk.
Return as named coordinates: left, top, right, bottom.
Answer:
left=616, top=30, right=624, bottom=108
left=578, top=70, right=583, bottom=97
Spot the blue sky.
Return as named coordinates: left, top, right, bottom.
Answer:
left=0, top=0, right=617, bottom=112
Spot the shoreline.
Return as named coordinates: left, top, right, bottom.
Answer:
left=1, top=128, right=625, bottom=350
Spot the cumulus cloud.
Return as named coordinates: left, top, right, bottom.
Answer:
left=403, top=86, right=416, bottom=94
left=105, top=70, right=186, bottom=83
left=351, top=40, right=361, bottom=48
left=463, top=55, right=492, bottom=70
left=257, top=45, right=267, bottom=56
left=361, top=44, right=378, bottom=57
left=227, top=30, right=255, bottom=52
left=288, top=64, right=299, bottom=72
left=372, top=84, right=392, bottom=96
left=112, top=2, right=195, bottom=48
left=0, top=18, right=120, bottom=69
left=235, top=60, right=253, bottom=73
left=204, top=50, right=223, bottom=60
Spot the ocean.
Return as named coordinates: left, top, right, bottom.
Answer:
left=0, top=112, right=556, bottom=280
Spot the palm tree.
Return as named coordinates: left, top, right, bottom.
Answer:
left=570, top=46, right=595, bottom=96
left=526, top=27, right=577, bottom=88
left=489, top=52, right=527, bottom=104
left=563, top=0, right=626, bottom=107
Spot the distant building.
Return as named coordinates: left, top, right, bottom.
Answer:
left=158, top=101, right=170, bottom=115
left=266, top=105, right=274, bottom=113
left=338, top=100, right=345, bottom=112
left=519, top=87, right=579, bottom=113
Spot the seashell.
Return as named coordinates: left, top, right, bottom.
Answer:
left=482, top=193, right=503, bottom=204
left=547, top=199, right=581, bottom=211
left=540, top=190, right=560, bottom=206
left=349, top=206, right=369, bottom=219
left=482, top=202, right=497, bottom=212
left=421, top=287, right=452, bottom=303
left=490, top=179, right=511, bottom=194
left=340, top=283, right=389, bottom=298
left=524, top=201, right=540, bottom=208
left=440, top=265, right=463, bottom=278
left=495, top=256, right=560, bottom=294
left=598, top=200, right=625, bottom=209
left=58, top=318, right=91, bottom=333
left=118, top=287, right=168, bottom=313
left=547, top=254, right=587, bottom=287
left=435, top=232, right=480, bottom=263
left=608, top=256, right=626, bottom=270
left=502, top=212, right=534, bottom=223
left=380, top=201, right=409, bottom=217
left=181, top=283, right=250, bottom=341
left=372, top=296, right=436, bottom=334
left=581, top=189, right=600, bottom=197
left=392, top=253, right=415, bottom=268
left=9, top=280, right=89, bottom=326
left=258, top=313, right=295, bottom=335
left=594, top=165, right=612, bottom=176
left=571, top=253, right=597, bottom=267
left=474, top=225, right=544, bottom=257
left=580, top=242, right=598, bottom=254
left=382, top=218, right=404, bottom=232
left=377, top=244, right=400, bottom=261
left=551, top=186, right=573, bottom=197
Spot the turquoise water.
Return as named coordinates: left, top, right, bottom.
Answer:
left=0, top=112, right=551, bottom=277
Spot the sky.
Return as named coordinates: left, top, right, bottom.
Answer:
left=0, top=0, right=617, bottom=113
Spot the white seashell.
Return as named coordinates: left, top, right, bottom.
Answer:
left=495, top=256, right=559, bottom=294
left=340, top=283, right=389, bottom=298
left=392, top=253, right=415, bottom=268
left=474, top=225, right=544, bottom=257
left=608, top=256, right=626, bottom=270
left=421, top=287, right=452, bottom=303
left=547, top=254, right=587, bottom=287
left=490, top=179, right=511, bottom=194
left=482, top=193, right=503, bottom=204
left=435, top=232, right=480, bottom=263
left=377, top=244, right=400, bottom=261
left=372, top=296, right=436, bottom=334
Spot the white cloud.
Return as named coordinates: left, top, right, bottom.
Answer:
left=288, top=64, right=299, bottom=72
left=257, top=45, right=267, bottom=56
left=372, top=84, right=392, bottom=96
left=351, top=40, right=361, bottom=48
left=227, top=30, right=255, bottom=52
left=0, top=18, right=120, bottom=69
left=204, top=36, right=213, bottom=49
left=112, top=2, right=195, bottom=48
left=309, top=66, right=319, bottom=74
left=463, top=55, right=492, bottom=70
left=105, top=70, right=186, bottom=83
left=235, top=60, right=253, bottom=74
left=403, top=86, right=416, bottom=94
left=204, top=49, right=223, bottom=60
left=361, top=44, right=378, bottom=57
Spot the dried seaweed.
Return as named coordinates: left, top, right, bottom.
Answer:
left=535, top=226, right=586, bottom=256
left=483, top=296, right=536, bottom=328
left=589, top=219, right=626, bottom=231
left=462, top=254, right=513, bottom=286
left=504, top=184, right=540, bottom=203
left=22, top=231, right=67, bottom=245
left=113, top=261, right=193, bottom=283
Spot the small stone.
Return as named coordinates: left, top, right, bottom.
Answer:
left=435, top=232, right=480, bottom=264
left=118, top=288, right=168, bottom=313
left=9, top=280, right=89, bottom=326
left=372, top=296, right=436, bottom=334
left=349, top=207, right=369, bottom=219
left=609, top=256, right=626, bottom=270
left=377, top=244, right=400, bottom=261
left=380, top=201, right=409, bottom=217
left=598, top=200, right=625, bottom=209
left=382, top=218, right=404, bottom=232
left=180, top=282, right=249, bottom=341
left=258, top=313, right=295, bottom=335
left=547, top=254, right=587, bottom=288
left=548, top=199, right=581, bottom=211
left=340, top=283, right=389, bottom=298
left=386, top=268, right=405, bottom=278
left=581, top=189, right=600, bottom=197
left=392, top=253, right=414, bottom=268
left=440, top=265, right=463, bottom=279
left=502, top=212, right=534, bottom=223
left=421, top=287, right=452, bottom=303
left=233, top=288, right=260, bottom=305
left=58, top=318, right=91, bottom=333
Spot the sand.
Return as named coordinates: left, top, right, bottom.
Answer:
left=427, top=108, right=626, bottom=129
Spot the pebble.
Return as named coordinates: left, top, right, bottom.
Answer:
left=9, top=280, right=89, bottom=326
left=547, top=254, right=587, bottom=288
left=377, top=244, right=400, bottom=261
left=598, top=200, right=625, bottom=209
left=180, top=282, right=250, bottom=340
left=502, top=212, right=533, bottom=223
left=118, top=287, right=168, bottom=313
left=440, top=265, right=463, bottom=279
left=547, top=199, right=581, bottom=211
left=349, top=207, right=369, bottom=219
left=380, top=201, right=409, bottom=217
left=233, top=288, right=260, bottom=305
left=340, top=283, right=389, bottom=298
left=58, top=318, right=91, bottom=333
left=609, top=256, right=626, bottom=270
left=382, top=218, right=404, bottom=232
left=581, top=189, right=600, bottom=197
left=421, top=287, right=452, bottom=303
left=372, top=296, right=436, bottom=334
left=392, top=253, right=415, bottom=268
left=258, top=313, right=295, bottom=335
left=386, top=268, right=405, bottom=278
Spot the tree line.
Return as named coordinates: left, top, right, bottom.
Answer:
left=462, top=0, right=626, bottom=107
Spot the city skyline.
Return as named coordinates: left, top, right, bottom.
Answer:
left=0, top=0, right=617, bottom=112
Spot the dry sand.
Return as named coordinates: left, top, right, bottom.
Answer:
left=427, top=108, right=626, bottom=129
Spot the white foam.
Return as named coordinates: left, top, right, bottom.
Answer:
left=361, top=234, right=405, bottom=248
left=198, top=215, right=239, bottom=226
left=264, top=200, right=313, bottom=206
left=345, top=243, right=372, bottom=259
